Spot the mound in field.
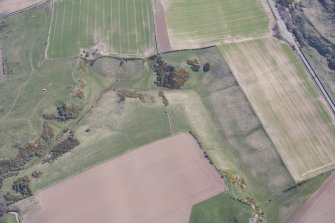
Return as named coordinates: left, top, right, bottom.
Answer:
left=23, top=133, right=225, bottom=223
left=48, top=0, right=155, bottom=58
left=288, top=173, right=335, bottom=223
left=219, top=38, right=335, bottom=182
left=163, top=0, right=269, bottom=50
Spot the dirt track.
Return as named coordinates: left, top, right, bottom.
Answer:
left=288, top=173, right=335, bottom=223
left=153, top=1, right=172, bottom=53
left=23, top=133, right=225, bottom=223
left=0, top=0, right=44, bottom=16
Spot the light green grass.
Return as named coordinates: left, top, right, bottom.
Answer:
left=48, top=0, right=155, bottom=58
left=164, top=0, right=269, bottom=49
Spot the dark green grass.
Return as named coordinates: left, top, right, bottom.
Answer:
left=0, top=215, right=16, bottom=223
left=189, top=193, right=250, bottom=223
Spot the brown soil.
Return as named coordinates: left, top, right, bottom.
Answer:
left=153, top=1, right=172, bottom=53
left=0, top=0, right=44, bottom=16
left=288, top=173, right=335, bottom=223
left=23, top=133, right=225, bottom=223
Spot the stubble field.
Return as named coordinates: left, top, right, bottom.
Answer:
left=163, top=0, right=269, bottom=50
left=48, top=0, right=155, bottom=58
left=219, top=38, right=335, bottom=182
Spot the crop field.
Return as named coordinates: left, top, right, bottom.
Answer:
left=163, top=0, right=269, bottom=50
left=48, top=0, right=155, bottom=58
left=23, top=133, right=225, bottom=223
left=219, top=38, right=335, bottom=182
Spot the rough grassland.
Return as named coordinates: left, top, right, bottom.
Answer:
left=164, top=0, right=269, bottom=50
left=219, top=38, right=335, bottom=182
left=48, top=0, right=155, bottom=58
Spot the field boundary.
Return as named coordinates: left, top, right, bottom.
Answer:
left=0, top=0, right=50, bottom=19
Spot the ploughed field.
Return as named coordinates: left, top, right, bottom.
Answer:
left=23, top=133, right=225, bottom=223
left=163, top=0, right=269, bottom=50
left=219, top=38, right=335, bottom=182
left=0, top=0, right=44, bottom=16
left=48, top=0, right=155, bottom=58
left=288, top=173, right=335, bottom=223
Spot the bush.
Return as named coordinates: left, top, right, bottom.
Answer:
left=203, top=63, right=211, bottom=72
left=12, top=176, right=32, bottom=197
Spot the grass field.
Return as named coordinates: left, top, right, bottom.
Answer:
left=48, top=0, right=155, bottom=58
left=163, top=0, right=269, bottom=50
left=189, top=193, right=250, bottom=223
left=219, top=38, right=335, bottom=182
left=0, top=214, right=16, bottom=223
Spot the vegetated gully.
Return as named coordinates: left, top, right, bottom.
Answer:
left=266, top=0, right=335, bottom=115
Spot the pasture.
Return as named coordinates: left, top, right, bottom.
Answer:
left=47, top=0, right=155, bottom=58
left=163, top=0, right=269, bottom=50
left=219, top=38, right=335, bottom=182
left=23, top=133, right=225, bottom=223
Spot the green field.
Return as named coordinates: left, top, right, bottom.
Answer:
left=164, top=0, right=269, bottom=49
left=189, top=193, right=250, bottom=223
left=48, top=0, right=155, bottom=58
left=0, top=214, right=16, bottom=223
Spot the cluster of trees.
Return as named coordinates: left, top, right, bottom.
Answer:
left=43, top=103, right=82, bottom=121
left=152, top=56, right=190, bottom=89
left=43, top=129, right=80, bottom=163
left=4, top=176, right=32, bottom=205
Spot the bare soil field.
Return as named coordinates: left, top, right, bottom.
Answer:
left=219, top=38, right=335, bottom=182
left=0, top=0, right=43, bottom=16
left=152, top=0, right=172, bottom=53
left=23, top=133, right=225, bottom=223
left=288, top=173, right=335, bottom=223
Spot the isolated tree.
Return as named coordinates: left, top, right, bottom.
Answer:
left=203, top=63, right=211, bottom=72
